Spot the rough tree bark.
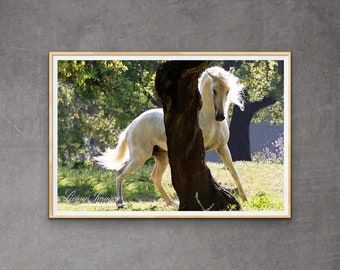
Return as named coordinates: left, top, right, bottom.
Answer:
left=155, top=61, right=241, bottom=211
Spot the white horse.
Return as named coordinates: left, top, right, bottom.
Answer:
left=95, top=66, right=247, bottom=207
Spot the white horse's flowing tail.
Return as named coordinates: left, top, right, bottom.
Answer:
left=94, top=128, right=130, bottom=170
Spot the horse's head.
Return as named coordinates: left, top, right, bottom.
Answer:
left=207, top=72, right=229, bottom=121
left=206, top=67, right=245, bottom=122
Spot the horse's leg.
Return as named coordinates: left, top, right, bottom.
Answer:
left=217, top=145, right=247, bottom=202
left=151, top=151, right=177, bottom=206
left=115, top=158, right=146, bottom=208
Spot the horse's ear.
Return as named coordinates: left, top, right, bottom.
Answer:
left=207, top=71, right=218, bottom=82
left=181, top=61, right=209, bottom=78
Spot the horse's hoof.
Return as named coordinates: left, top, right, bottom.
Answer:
left=116, top=202, right=125, bottom=209
left=231, top=188, right=247, bottom=202
left=241, top=196, right=247, bottom=202
left=167, top=200, right=179, bottom=207
left=238, top=193, right=247, bottom=202
left=237, top=190, right=247, bottom=202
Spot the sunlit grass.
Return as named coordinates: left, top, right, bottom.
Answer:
left=58, top=200, right=178, bottom=212
left=57, top=161, right=284, bottom=212
left=210, top=162, right=284, bottom=211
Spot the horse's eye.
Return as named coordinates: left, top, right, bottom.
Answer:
left=213, top=90, right=216, bottom=96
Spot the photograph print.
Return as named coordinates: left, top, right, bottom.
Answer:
left=49, top=52, right=291, bottom=218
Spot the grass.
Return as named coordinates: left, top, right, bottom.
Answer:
left=57, top=160, right=284, bottom=212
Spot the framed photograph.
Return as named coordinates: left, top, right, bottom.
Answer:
left=49, top=52, right=291, bottom=218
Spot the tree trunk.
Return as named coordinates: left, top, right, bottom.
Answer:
left=228, top=96, right=276, bottom=161
left=155, top=61, right=240, bottom=211
left=228, top=106, right=253, bottom=161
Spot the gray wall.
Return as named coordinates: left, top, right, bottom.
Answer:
left=1, top=1, right=339, bottom=269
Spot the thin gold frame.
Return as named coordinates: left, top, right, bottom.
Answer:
left=49, top=52, right=291, bottom=218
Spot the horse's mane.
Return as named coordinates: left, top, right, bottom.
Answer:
left=199, top=66, right=244, bottom=111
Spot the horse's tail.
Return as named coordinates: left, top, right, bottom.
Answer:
left=94, top=127, right=130, bottom=171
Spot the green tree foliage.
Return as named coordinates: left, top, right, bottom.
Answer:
left=57, top=59, right=283, bottom=163
left=230, top=60, right=284, bottom=124
left=58, top=60, right=163, bottom=163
